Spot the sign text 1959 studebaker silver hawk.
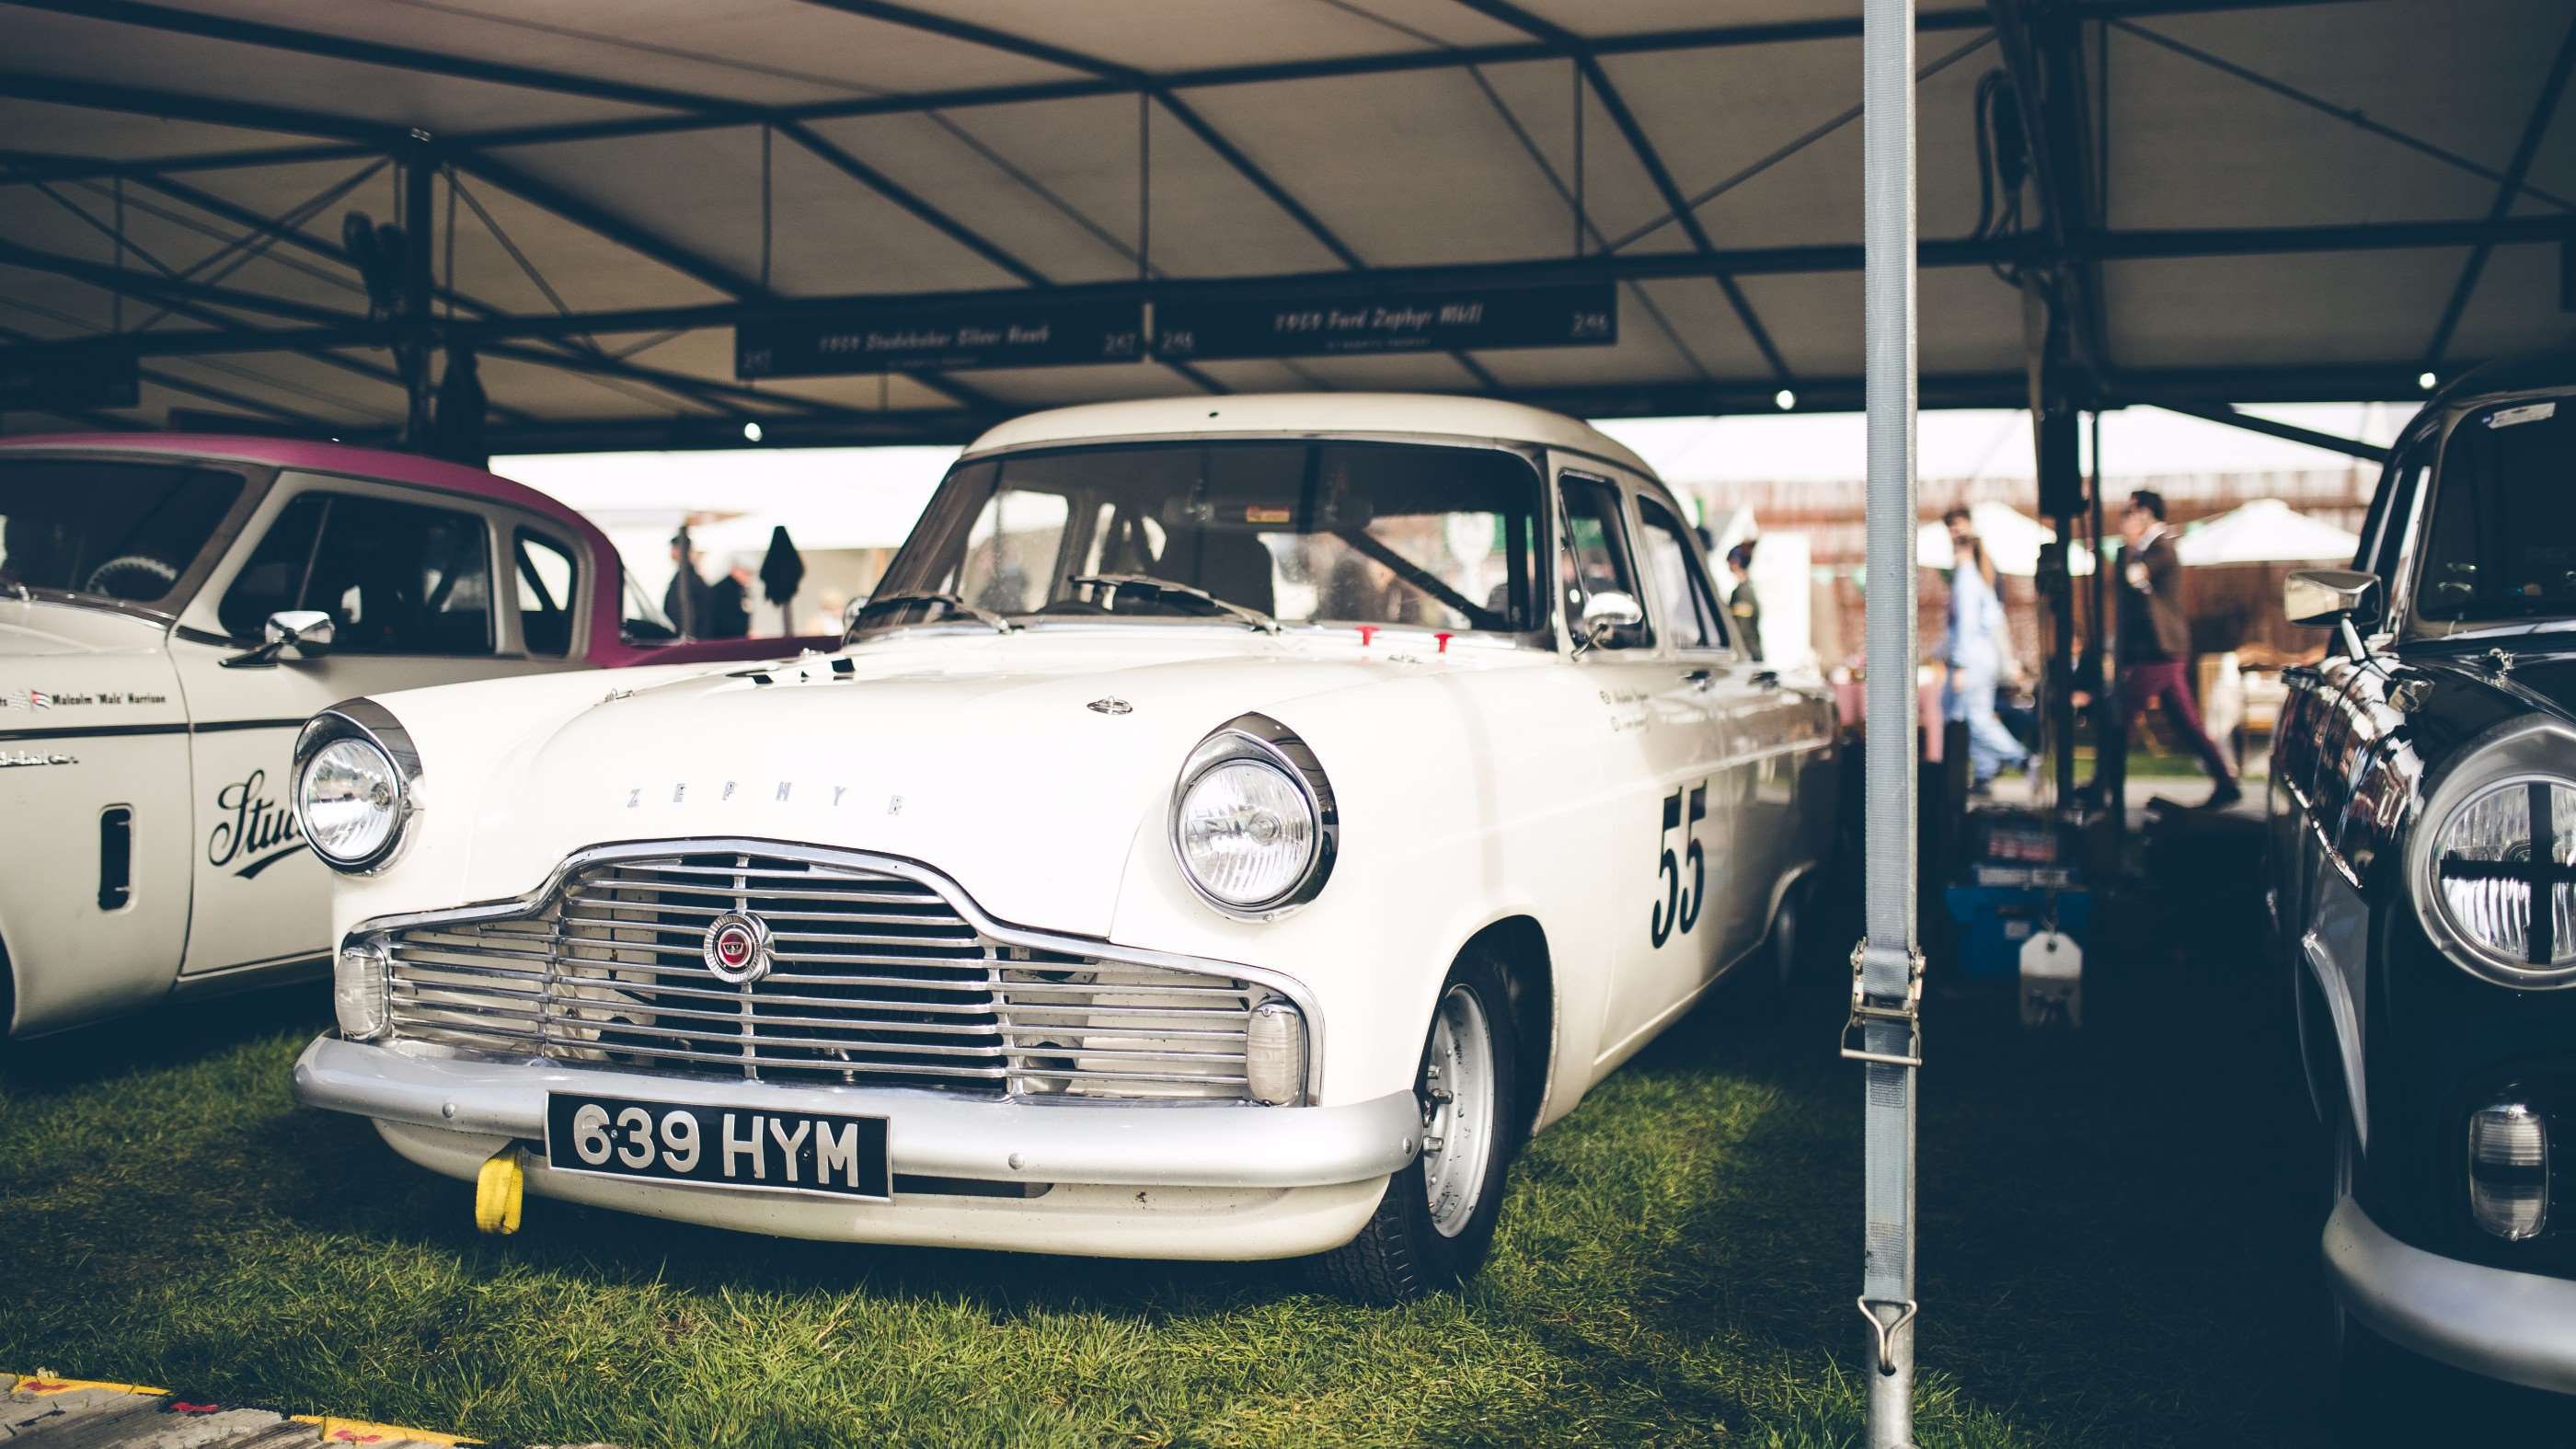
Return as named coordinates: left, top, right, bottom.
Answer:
left=287, top=394, right=1839, bottom=1298
left=0, top=435, right=823, bottom=1040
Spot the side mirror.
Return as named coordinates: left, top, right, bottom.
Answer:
left=1581, top=590, right=1649, bottom=649
left=225, top=609, right=335, bottom=668
left=2283, top=569, right=2381, bottom=629
left=841, top=595, right=869, bottom=635
left=267, top=609, right=335, bottom=658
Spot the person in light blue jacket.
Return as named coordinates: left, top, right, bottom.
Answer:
left=1939, top=520, right=2030, bottom=792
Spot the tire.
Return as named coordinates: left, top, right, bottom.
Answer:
left=1308, top=952, right=1520, bottom=1304
left=1770, top=873, right=1810, bottom=996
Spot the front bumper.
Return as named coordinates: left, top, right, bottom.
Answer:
left=293, top=1036, right=1420, bottom=1257
left=2326, top=1194, right=2576, bottom=1395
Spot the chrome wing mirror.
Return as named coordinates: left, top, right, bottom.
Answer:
left=224, top=609, right=336, bottom=668
left=1581, top=590, right=1649, bottom=650
left=2283, top=568, right=2381, bottom=660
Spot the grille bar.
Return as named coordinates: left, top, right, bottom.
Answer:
left=378, top=849, right=1265, bottom=1098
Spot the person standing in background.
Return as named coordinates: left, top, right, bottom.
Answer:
left=2110, top=489, right=2239, bottom=809
left=663, top=537, right=712, bottom=638
left=1725, top=540, right=1764, bottom=661
left=1939, top=527, right=2030, bottom=792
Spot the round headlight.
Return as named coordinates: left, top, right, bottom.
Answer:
left=1178, top=759, right=1317, bottom=908
left=300, top=735, right=405, bottom=867
left=2428, top=776, right=2576, bottom=975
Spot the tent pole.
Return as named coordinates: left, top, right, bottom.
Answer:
left=1852, top=0, right=1921, bottom=1443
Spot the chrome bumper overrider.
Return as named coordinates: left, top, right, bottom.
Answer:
left=2326, top=1195, right=2576, bottom=1395
left=293, top=1036, right=1419, bottom=1190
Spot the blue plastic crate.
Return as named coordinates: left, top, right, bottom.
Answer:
left=1944, top=884, right=2092, bottom=982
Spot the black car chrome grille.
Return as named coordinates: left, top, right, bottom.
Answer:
left=379, top=850, right=1261, bottom=1098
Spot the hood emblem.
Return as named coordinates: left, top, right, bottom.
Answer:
left=1087, top=697, right=1133, bottom=716
left=702, top=911, right=774, bottom=985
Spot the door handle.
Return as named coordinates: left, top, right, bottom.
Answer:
left=1750, top=669, right=1780, bottom=688
left=1684, top=668, right=1714, bottom=686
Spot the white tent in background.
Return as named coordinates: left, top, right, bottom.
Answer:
left=1915, top=499, right=2094, bottom=577
left=2176, top=497, right=2361, bottom=566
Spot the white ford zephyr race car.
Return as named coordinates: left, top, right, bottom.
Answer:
left=0, top=435, right=821, bottom=1039
left=288, top=394, right=1840, bottom=1296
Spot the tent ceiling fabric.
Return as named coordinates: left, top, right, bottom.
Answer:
left=0, top=0, right=2568, bottom=450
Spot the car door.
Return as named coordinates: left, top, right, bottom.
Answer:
left=167, top=476, right=572, bottom=978
left=1558, top=467, right=1724, bottom=1053
left=1630, top=490, right=1776, bottom=961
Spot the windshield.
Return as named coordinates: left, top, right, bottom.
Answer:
left=0, top=459, right=246, bottom=608
left=2417, top=398, right=2576, bottom=626
left=867, top=440, right=1547, bottom=635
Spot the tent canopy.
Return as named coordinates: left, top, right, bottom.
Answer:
left=2175, top=495, right=2363, bottom=565
left=1, top=1, right=2570, bottom=452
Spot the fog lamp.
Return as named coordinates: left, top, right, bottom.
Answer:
left=2468, top=1101, right=2548, bottom=1240
left=335, top=939, right=389, bottom=1041
left=1244, top=999, right=1308, bottom=1106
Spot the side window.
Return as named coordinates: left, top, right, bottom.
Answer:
left=1634, top=495, right=1727, bottom=650
left=1559, top=475, right=1648, bottom=647
left=514, top=529, right=580, bottom=658
left=217, top=491, right=327, bottom=639
left=226, top=491, right=493, bottom=655
left=2364, top=439, right=2430, bottom=584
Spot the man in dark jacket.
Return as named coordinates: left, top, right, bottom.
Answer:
left=2110, top=489, right=2238, bottom=808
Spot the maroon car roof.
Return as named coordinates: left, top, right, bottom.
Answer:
left=0, top=433, right=597, bottom=540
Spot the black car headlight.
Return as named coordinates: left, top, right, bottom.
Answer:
left=1169, top=713, right=1337, bottom=918
left=293, top=699, right=422, bottom=873
left=2413, top=719, right=2576, bottom=986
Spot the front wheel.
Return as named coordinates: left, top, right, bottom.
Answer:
left=1308, top=954, right=1520, bottom=1303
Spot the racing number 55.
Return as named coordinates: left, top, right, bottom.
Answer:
left=1651, top=782, right=1708, bottom=948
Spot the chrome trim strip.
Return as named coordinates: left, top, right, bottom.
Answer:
left=348, top=836, right=1328, bottom=1095
left=293, top=1035, right=1413, bottom=1190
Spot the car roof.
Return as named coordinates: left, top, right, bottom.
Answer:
left=0, top=432, right=605, bottom=544
left=960, top=393, right=1658, bottom=478
left=2432, top=349, right=2576, bottom=409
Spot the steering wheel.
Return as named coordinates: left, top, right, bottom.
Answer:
left=84, top=555, right=178, bottom=601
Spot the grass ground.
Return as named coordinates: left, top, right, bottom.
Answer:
left=1, top=865, right=2361, bottom=1449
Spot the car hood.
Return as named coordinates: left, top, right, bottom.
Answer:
left=460, top=627, right=1537, bottom=935
left=0, top=596, right=173, bottom=656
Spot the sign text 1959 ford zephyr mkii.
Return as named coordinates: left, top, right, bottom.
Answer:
left=287, top=395, right=1839, bottom=1298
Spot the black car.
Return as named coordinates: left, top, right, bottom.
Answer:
left=2271, top=352, right=2576, bottom=1404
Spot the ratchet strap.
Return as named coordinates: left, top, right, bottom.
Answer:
left=1844, top=938, right=1923, bottom=1372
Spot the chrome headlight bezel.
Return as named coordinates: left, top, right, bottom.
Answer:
left=293, top=697, right=423, bottom=874
left=1168, top=713, right=1338, bottom=920
left=2410, top=717, right=2576, bottom=988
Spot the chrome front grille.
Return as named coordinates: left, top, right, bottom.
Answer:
left=378, top=850, right=1264, bottom=1099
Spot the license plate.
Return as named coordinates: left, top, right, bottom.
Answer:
left=543, top=1093, right=891, bottom=1202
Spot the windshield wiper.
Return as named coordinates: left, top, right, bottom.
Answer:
left=1067, top=573, right=1282, bottom=634
left=849, top=591, right=1018, bottom=637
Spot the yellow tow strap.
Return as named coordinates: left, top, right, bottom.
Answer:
left=473, top=1148, right=524, bottom=1236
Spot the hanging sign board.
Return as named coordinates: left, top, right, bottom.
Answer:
left=0, top=342, right=139, bottom=413
left=736, top=298, right=1144, bottom=377
left=1151, top=281, right=1616, bottom=362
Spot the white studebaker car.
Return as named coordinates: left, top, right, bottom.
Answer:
left=0, top=434, right=822, bottom=1040
left=288, top=395, right=1840, bottom=1297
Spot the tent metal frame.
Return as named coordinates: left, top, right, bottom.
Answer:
left=0, top=0, right=2560, bottom=452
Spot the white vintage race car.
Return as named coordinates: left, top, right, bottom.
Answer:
left=288, top=394, right=1840, bottom=1296
left=0, top=434, right=822, bottom=1039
